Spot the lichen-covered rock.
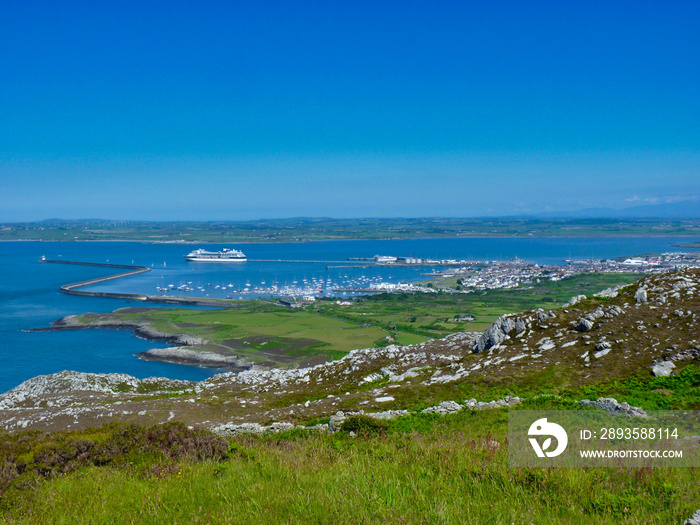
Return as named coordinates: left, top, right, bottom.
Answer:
left=473, top=315, right=519, bottom=353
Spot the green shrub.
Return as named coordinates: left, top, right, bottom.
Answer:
left=340, top=415, right=388, bottom=436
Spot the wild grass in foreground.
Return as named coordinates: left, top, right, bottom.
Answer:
left=1, top=405, right=697, bottom=524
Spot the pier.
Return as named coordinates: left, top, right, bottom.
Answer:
left=39, top=259, right=235, bottom=307
left=246, top=259, right=366, bottom=265
left=247, top=258, right=467, bottom=267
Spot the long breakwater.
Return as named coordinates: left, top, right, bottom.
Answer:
left=39, top=259, right=234, bottom=307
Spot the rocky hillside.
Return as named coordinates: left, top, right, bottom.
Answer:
left=1, top=269, right=698, bottom=434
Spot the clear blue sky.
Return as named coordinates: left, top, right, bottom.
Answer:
left=1, top=1, right=698, bottom=221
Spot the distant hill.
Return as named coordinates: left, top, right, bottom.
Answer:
left=533, top=200, right=700, bottom=219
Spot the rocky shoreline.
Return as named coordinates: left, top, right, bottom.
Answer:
left=46, top=314, right=251, bottom=370
left=136, top=347, right=250, bottom=369
left=47, top=314, right=204, bottom=344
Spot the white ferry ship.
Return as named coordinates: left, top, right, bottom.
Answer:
left=185, top=248, right=247, bottom=262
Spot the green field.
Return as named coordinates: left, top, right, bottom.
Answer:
left=315, top=272, right=646, bottom=335
left=82, top=272, right=646, bottom=368
left=109, top=301, right=396, bottom=367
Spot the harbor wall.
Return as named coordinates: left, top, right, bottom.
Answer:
left=40, top=259, right=233, bottom=307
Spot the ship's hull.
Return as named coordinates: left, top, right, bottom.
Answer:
left=185, top=256, right=247, bottom=262
left=185, top=247, right=247, bottom=262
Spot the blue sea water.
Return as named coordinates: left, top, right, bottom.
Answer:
left=1, top=237, right=698, bottom=393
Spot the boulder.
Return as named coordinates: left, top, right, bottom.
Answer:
left=684, top=509, right=700, bottom=525
left=567, top=294, right=586, bottom=306
left=473, top=315, right=518, bottom=353
left=595, top=286, right=620, bottom=298
left=652, top=361, right=676, bottom=377
left=572, top=318, right=594, bottom=332
left=585, top=307, right=605, bottom=321
left=634, top=288, right=647, bottom=304
left=593, top=347, right=611, bottom=359
left=606, top=305, right=623, bottom=317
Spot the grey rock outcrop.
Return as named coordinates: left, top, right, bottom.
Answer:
left=52, top=315, right=210, bottom=347
left=605, top=305, right=623, bottom=317
left=473, top=315, right=518, bottom=353
left=684, top=509, right=700, bottom=525
left=585, top=308, right=605, bottom=321
left=572, top=318, right=594, bottom=332
left=595, top=341, right=611, bottom=352
left=422, top=400, right=463, bottom=415
left=212, top=421, right=295, bottom=436
left=668, top=348, right=700, bottom=362
left=595, top=286, right=623, bottom=299
left=0, top=371, right=193, bottom=410
left=634, top=288, right=647, bottom=304
left=138, top=347, right=246, bottom=368
left=579, top=397, right=649, bottom=418
left=567, top=294, right=587, bottom=306
left=464, top=396, right=522, bottom=410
